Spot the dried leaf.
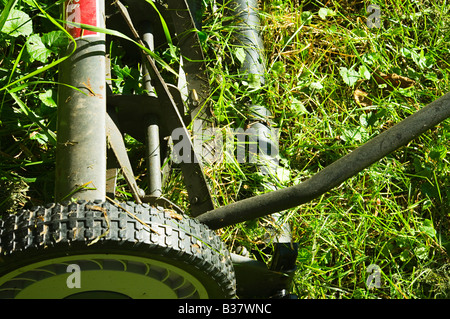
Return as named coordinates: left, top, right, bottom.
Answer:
left=105, top=195, right=160, bottom=235
left=374, top=73, right=415, bottom=89
left=86, top=205, right=106, bottom=213
left=192, top=243, right=201, bottom=253
left=86, top=205, right=110, bottom=246
left=353, top=89, right=372, bottom=107
left=168, top=210, right=183, bottom=221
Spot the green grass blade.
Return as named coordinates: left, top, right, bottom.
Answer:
left=144, top=0, right=172, bottom=46
left=0, top=0, right=76, bottom=93
left=7, top=34, right=27, bottom=85
left=7, top=80, right=84, bottom=95
left=0, top=0, right=19, bottom=32
left=61, top=19, right=177, bottom=76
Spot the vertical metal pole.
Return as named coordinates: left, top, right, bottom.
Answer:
left=142, top=25, right=162, bottom=197
left=56, top=0, right=107, bottom=202
left=146, top=118, right=162, bottom=197
left=141, top=26, right=157, bottom=98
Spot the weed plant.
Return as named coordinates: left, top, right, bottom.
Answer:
left=0, top=0, right=448, bottom=298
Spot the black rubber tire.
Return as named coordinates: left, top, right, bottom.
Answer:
left=0, top=200, right=236, bottom=299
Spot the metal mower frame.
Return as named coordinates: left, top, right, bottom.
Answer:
left=56, top=0, right=303, bottom=298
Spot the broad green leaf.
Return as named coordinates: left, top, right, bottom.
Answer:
left=400, top=47, right=412, bottom=58
left=401, top=47, right=433, bottom=69
left=341, top=127, right=369, bottom=143
left=271, top=61, right=285, bottom=75
left=26, top=34, right=53, bottom=63
left=290, top=97, right=309, bottom=115
left=399, top=250, right=410, bottom=262
left=414, top=246, right=428, bottom=260
left=419, top=219, right=436, bottom=238
left=197, top=30, right=207, bottom=42
left=1, top=0, right=76, bottom=93
left=21, top=0, right=36, bottom=6
left=144, top=0, right=172, bottom=45
left=1, top=8, right=32, bottom=37
left=423, top=71, right=438, bottom=81
left=309, top=81, right=324, bottom=90
left=359, top=65, right=371, bottom=80
left=0, top=0, right=19, bottom=33
left=42, top=30, right=69, bottom=52
left=235, top=47, right=246, bottom=65
left=38, top=89, right=57, bottom=107
left=29, top=131, right=49, bottom=145
left=318, top=8, right=336, bottom=20
left=248, top=73, right=261, bottom=90
left=339, top=66, right=360, bottom=86
left=429, top=145, right=447, bottom=161
left=8, top=91, right=57, bottom=146
left=301, top=11, right=313, bottom=24
left=277, top=166, right=290, bottom=184
left=421, top=182, right=440, bottom=199
left=362, top=52, right=381, bottom=65
left=411, top=49, right=427, bottom=69
left=359, top=114, right=369, bottom=128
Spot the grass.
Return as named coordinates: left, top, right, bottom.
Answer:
left=0, top=0, right=449, bottom=299
left=200, top=0, right=450, bottom=298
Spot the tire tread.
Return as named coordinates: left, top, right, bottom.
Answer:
left=0, top=201, right=236, bottom=298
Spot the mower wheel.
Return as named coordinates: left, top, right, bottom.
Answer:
left=0, top=200, right=235, bottom=299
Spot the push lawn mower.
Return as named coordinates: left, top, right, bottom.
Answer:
left=0, top=0, right=449, bottom=299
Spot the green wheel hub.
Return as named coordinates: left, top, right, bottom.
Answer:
left=0, top=254, right=208, bottom=299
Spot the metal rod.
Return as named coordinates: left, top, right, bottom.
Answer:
left=114, top=1, right=215, bottom=215
left=55, top=0, right=106, bottom=202
left=146, top=117, right=162, bottom=197
left=142, top=26, right=157, bottom=98
left=141, top=24, right=162, bottom=197
left=197, top=92, right=450, bottom=229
